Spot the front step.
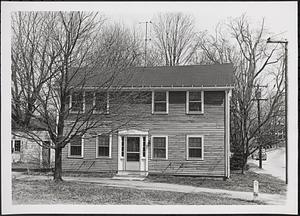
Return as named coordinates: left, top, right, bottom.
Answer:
left=112, top=171, right=148, bottom=181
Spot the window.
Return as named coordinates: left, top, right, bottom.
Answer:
left=152, top=136, right=168, bottom=159
left=152, top=91, right=169, bottom=114
left=94, top=92, right=109, bottom=114
left=186, top=91, right=204, bottom=114
left=70, top=91, right=84, bottom=112
left=12, top=140, right=21, bottom=153
left=186, top=135, right=204, bottom=160
left=69, top=135, right=83, bottom=157
left=96, top=134, right=111, bottom=158
left=84, top=91, right=94, bottom=112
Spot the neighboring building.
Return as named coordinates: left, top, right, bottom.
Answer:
left=12, top=120, right=55, bottom=169
left=62, top=64, right=234, bottom=178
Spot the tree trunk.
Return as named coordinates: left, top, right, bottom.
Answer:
left=53, top=147, right=63, bottom=181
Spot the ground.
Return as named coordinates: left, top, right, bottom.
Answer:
left=11, top=148, right=287, bottom=205
left=12, top=179, right=262, bottom=205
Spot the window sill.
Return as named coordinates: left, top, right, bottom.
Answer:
left=186, top=112, right=204, bottom=115
left=69, top=111, right=84, bottom=114
left=67, top=156, right=83, bottom=159
left=96, top=156, right=112, bottom=159
left=152, top=112, right=168, bottom=115
left=93, top=111, right=110, bottom=115
left=186, top=158, right=204, bottom=161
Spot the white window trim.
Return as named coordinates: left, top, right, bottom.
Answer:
left=151, top=135, right=168, bottom=160
left=70, top=91, right=85, bottom=113
left=68, top=135, right=84, bottom=158
left=186, top=91, right=204, bottom=114
left=96, top=134, right=112, bottom=159
left=186, top=135, right=204, bottom=160
left=12, top=139, right=21, bottom=153
left=152, top=91, right=169, bottom=114
left=93, top=92, right=110, bottom=114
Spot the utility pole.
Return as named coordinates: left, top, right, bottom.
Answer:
left=266, top=38, right=288, bottom=184
left=254, top=85, right=268, bottom=169
left=139, top=21, right=152, bottom=67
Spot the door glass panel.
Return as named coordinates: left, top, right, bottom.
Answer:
left=127, top=153, right=139, bottom=161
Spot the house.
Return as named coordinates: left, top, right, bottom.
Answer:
left=62, top=64, right=234, bottom=179
left=11, top=120, right=55, bottom=169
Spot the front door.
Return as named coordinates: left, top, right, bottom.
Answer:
left=126, top=137, right=140, bottom=170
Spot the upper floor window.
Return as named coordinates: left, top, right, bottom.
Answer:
left=70, top=91, right=84, bottom=112
left=68, top=135, right=83, bottom=158
left=96, top=134, right=112, bottom=158
left=94, top=92, right=109, bottom=114
left=152, top=91, right=169, bottom=114
left=12, top=140, right=21, bottom=153
left=186, top=135, right=204, bottom=160
left=151, top=136, right=168, bottom=159
left=186, top=91, right=204, bottom=114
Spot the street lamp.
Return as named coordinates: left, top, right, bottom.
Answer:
left=266, top=38, right=288, bottom=184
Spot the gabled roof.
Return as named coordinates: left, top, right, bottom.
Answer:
left=72, top=63, right=234, bottom=89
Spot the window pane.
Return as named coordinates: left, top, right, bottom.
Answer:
left=98, top=135, right=109, bottom=147
left=189, top=102, right=202, bottom=112
left=98, top=146, right=109, bottom=157
left=85, top=92, right=94, bottom=106
left=154, top=92, right=166, bottom=101
left=189, top=149, right=202, bottom=158
left=70, top=135, right=82, bottom=156
left=189, top=91, right=202, bottom=101
left=153, top=149, right=166, bottom=158
left=189, top=137, right=202, bottom=147
left=121, top=137, right=125, bottom=157
left=71, top=146, right=81, bottom=156
left=127, top=137, right=140, bottom=152
left=72, top=91, right=83, bottom=111
left=95, top=92, right=107, bottom=112
left=14, top=140, right=21, bottom=152
left=143, top=137, right=146, bottom=157
left=127, top=153, right=139, bottom=161
left=153, top=137, right=166, bottom=148
left=154, top=102, right=166, bottom=112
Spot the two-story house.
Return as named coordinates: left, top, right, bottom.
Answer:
left=62, top=64, right=234, bottom=179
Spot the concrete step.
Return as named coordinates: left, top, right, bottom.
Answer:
left=112, top=175, right=146, bottom=181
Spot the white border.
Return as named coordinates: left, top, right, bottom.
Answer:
left=186, top=135, right=204, bottom=160
left=151, top=135, right=168, bottom=160
left=186, top=91, right=204, bottom=114
left=152, top=91, right=169, bottom=114
left=95, top=134, right=112, bottom=159
left=68, top=135, right=84, bottom=158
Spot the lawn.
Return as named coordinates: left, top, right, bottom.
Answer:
left=146, top=171, right=287, bottom=195
left=12, top=179, right=263, bottom=205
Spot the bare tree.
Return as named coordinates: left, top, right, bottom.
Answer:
left=11, top=11, right=146, bottom=181
left=151, top=12, right=202, bottom=66
left=197, top=15, right=285, bottom=173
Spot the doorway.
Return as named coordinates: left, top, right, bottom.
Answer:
left=126, top=137, right=140, bottom=170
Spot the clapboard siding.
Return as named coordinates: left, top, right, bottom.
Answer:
left=62, top=91, right=226, bottom=176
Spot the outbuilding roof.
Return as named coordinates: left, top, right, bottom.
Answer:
left=72, top=63, right=234, bottom=89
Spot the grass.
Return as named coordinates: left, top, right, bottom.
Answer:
left=146, top=171, right=287, bottom=195
left=12, top=179, right=263, bottom=205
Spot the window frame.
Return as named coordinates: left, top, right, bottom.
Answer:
left=12, top=139, right=21, bottom=153
left=186, top=91, right=204, bottom=114
left=152, top=91, right=169, bottom=114
left=186, top=135, right=204, bottom=160
left=93, top=91, right=110, bottom=114
left=69, top=91, right=85, bottom=113
left=68, top=135, right=84, bottom=158
left=96, top=134, right=112, bottom=159
left=151, top=135, right=168, bottom=160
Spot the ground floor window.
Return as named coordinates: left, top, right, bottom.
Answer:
left=69, top=135, right=83, bottom=157
left=151, top=136, right=168, bottom=159
left=96, top=134, right=112, bottom=158
left=186, top=135, right=204, bottom=160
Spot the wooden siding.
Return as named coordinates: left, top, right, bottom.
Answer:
left=62, top=91, right=226, bottom=176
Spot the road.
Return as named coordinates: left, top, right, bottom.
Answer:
left=248, top=147, right=286, bottom=181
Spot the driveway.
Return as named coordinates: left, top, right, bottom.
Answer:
left=248, top=147, right=286, bottom=181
